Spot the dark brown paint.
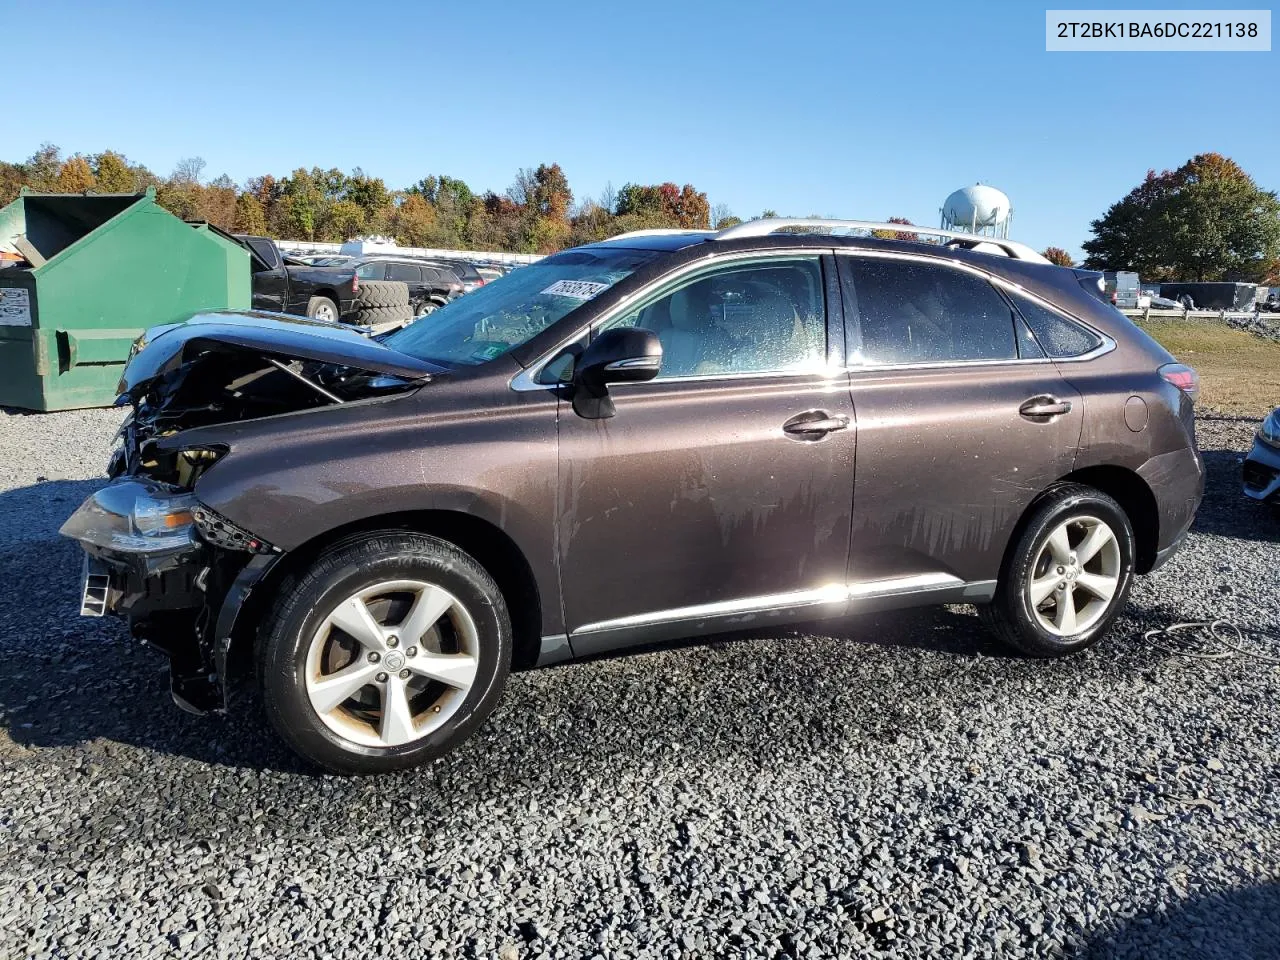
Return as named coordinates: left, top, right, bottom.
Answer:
left=168, top=232, right=1201, bottom=662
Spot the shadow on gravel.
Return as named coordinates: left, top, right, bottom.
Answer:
left=0, top=472, right=1253, bottom=844
left=1080, top=883, right=1280, bottom=959
left=0, top=478, right=313, bottom=775
left=1194, top=448, right=1277, bottom=543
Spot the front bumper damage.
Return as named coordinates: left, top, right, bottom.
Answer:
left=64, top=484, right=281, bottom=714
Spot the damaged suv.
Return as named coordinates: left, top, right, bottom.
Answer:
left=62, top=220, right=1204, bottom=774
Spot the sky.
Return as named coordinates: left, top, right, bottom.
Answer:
left=4, top=0, right=1277, bottom=258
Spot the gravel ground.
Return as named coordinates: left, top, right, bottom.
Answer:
left=1, top=408, right=1278, bottom=960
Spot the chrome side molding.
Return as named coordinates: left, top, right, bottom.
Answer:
left=565, top=573, right=996, bottom=658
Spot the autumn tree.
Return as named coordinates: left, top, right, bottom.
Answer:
left=615, top=182, right=710, bottom=229
left=1083, top=153, right=1280, bottom=282
left=391, top=194, right=437, bottom=247
left=55, top=156, right=96, bottom=193
left=232, top=192, right=267, bottom=234
left=92, top=151, right=139, bottom=192
left=1042, top=246, right=1075, bottom=267
left=0, top=164, right=24, bottom=205
left=872, top=216, right=918, bottom=241
left=322, top=199, right=367, bottom=241
left=23, top=144, right=62, bottom=192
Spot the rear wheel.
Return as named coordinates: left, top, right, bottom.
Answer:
left=306, top=296, right=339, bottom=323
left=257, top=533, right=511, bottom=774
left=979, top=484, right=1135, bottom=657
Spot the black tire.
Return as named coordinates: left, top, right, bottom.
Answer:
left=978, top=483, right=1135, bottom=658
left=305, top=296, right=339, bottom=323
left=355, top=279, right=410, bottom=309
left=353, top=303, right=414, bottom=325
left=256, top=532, right=512, bottom=774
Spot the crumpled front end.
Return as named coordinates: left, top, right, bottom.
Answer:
left=60, top=314, right=436, bottom=713
left=61, top=472, right=281, bottom=713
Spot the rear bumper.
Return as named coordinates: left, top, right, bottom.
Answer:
left=1243, top=438, right=1280, bottom=503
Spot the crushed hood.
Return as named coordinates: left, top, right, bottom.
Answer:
left=119, top=310, right=444, bottom=395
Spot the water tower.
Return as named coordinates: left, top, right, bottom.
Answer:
left=940, top=183, right=1013, bottom=238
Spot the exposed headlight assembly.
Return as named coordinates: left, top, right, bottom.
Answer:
left=59, top=478, right=198, bottom=554
left=1259, top=407, right=1280, bottom=449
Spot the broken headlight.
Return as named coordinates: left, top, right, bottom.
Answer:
left=59, top=478, right=198, bottom=554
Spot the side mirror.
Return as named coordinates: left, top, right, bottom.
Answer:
left=572, top=327, right=662, bottom=419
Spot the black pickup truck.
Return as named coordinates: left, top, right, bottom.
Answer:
left=234, top=235, right=359, bottom=323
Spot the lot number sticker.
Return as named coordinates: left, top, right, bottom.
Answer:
left=0, top=288, right=32, bottom=326
left=540, top=279, right=609, bottom=301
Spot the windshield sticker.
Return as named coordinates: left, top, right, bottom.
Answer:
left=540, top=279, right=609, bottom=301
left=471, top=342, right=507, bottom=361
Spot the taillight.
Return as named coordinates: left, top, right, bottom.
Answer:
left=352, top=275, right=359, bottom=293
left=475, top=278, right=486, bottom=287
left=1159, top=362, right=1199, bottom=402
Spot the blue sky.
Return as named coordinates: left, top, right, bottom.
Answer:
left=6, top=0, right=1276, bottom=257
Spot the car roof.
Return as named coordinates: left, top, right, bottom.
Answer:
left=579, top=230, right=1033, bottom=267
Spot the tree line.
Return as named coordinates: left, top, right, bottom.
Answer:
left=0, top=145, right=738, bottom=254
left=4, top=145, right=1276, bottom=280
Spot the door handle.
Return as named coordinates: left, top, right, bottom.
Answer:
left=1019, top=396, right=1073, bottom=418
left=783, top=412, right=850, bottom=436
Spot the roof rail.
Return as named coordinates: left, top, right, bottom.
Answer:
left=714, top=218, right=1049, bottom=264
left=605, top=228, right=713, bottom=242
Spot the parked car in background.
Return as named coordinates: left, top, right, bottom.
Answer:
left=61, top=218, right=1204, bottom=773
left=234, top=235, right=359, bottom=322
left=351, top=258, right=463, bottom=317
left=1243, top=406, right=1280, bottom=506
left=422, top=258, right=487, bottom=293
left=475, top=265, right=505, bottom=284
left=1256, top=289, right=1279, bottom=313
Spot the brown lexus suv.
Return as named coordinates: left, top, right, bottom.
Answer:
left=62, top=219, right=1204, bottom=773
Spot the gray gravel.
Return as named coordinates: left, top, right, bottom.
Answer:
left=1, top=407, right=1278, bottom=960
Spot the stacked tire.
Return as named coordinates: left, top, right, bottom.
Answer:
left=353, top=280, right=413, bottom=332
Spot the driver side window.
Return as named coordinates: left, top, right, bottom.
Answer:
left=601, top=257, right=827, bottom=379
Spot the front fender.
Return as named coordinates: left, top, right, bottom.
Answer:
left=187, top=380, right=562, bottom=633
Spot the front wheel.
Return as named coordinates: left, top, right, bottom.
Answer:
left=979, top=484, right=1135, bottom=657
left=257, top=532, right=511, bottom=774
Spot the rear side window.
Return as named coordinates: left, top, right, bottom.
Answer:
left=1012, top=294, right=1102, bottom=358
left=355, top=262, right=386, bottom=280
left=844, top=257, right=1017, bottom=364
left=247, top=239, right=279, bottom=270
left=386, top=262, right=421, bottom=282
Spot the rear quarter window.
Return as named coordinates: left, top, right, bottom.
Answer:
left=1012, top=294, right=1103, bottom=358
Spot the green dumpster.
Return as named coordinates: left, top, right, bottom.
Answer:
left=0, top=188, right=251, bottom=411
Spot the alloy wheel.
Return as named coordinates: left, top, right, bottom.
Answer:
left=304, top=579, right=479, bottom=747
left=1026, top=515, right=1121, bottom=637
